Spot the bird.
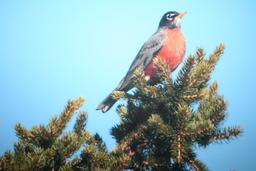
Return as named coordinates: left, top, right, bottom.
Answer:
left=97, top=11, right=186, bottom=113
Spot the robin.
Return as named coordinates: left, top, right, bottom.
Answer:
left=97, top=11, right=186, bottom=113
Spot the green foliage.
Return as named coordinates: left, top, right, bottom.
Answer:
left=111, top=44, right=242, bottom=171
left=0, top=44, right=242, bottom=171
left=0, top=97, right=112, bottom=171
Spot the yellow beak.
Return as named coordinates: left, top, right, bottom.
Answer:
left=175, top=12, right=186, bottom=20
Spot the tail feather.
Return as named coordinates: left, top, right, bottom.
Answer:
left=97, top=77, right=132, bottom=113
left=97, top=92, right=117, bottom=113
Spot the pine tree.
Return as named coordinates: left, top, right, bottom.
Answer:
left=0, top=97, right=112, bottom=171
left=0, top=44, right=242, bottom=171
left=111, top=44, right=242, bottom=171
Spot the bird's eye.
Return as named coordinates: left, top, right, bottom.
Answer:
left=166, top=13, right=173, bottom=20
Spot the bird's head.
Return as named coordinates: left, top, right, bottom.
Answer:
left=159, top=11, right=186, bottom=29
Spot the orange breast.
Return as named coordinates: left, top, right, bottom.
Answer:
left=145, top=28, right=186, bottom=76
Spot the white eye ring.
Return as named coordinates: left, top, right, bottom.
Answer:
left=166, top=13, right=173, bottom=20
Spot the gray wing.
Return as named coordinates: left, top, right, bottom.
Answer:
left=117, top=30, right=166, bottom=91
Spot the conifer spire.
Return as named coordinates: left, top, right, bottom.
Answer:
left=111, top=44, right=242, bottom=170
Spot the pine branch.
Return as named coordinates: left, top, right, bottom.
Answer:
left=177, top=134, right=182, bottom=163
left=207, top=44, right=225, bottom=69
left=47, top=97, right=85, bottom=138
left=208, top=127, right=242, bottom=143
left=0, top=97, right=106, bottom=171
left=117, top=124, right=148, bottom=153
left=187, top=44, right=225, bottom=91
left=15, top=123, right=31, bottom=143
left=133, top=68, right=148, bottom=90
left=188, top=158, right=209, bottom=171
left=147, top=114, right=174, bottom=136
left=73, top=111, right=88, bottom=134
left=153, top=58, right=173, bottom=86
left=174, top=54, right=196, bottom=89
left=195, top=48, right=206, bottom=63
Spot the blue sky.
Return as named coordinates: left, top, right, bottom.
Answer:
left=0, top=1, right=255, bottom=170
